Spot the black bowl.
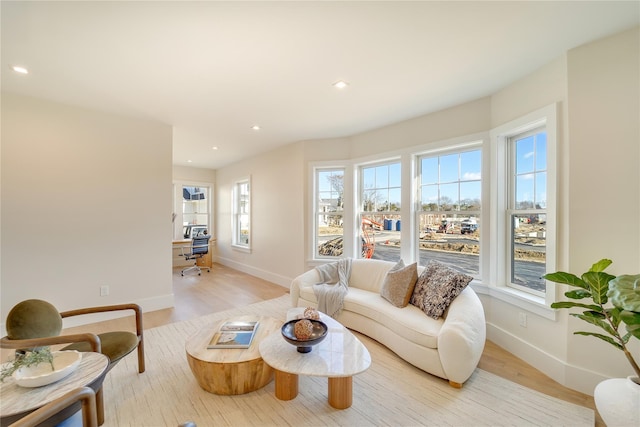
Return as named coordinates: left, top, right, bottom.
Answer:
left=281, top=319, right=328, bottom=353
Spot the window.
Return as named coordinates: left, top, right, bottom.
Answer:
left=491, top=103, right=557, bottom=307
left=233, top=178, right=250, bottom=249
left=418, top=148, right=481, bottom=276
left=314, top=168, right=345, bottom=258
left=173, top=183, right=211, bottom=241
left=508, top=128, right=547, bottom=295
left=359, top=161, right=401, bottom=262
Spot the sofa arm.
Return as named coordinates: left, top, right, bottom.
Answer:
left=437, top=287, right=486, bottom=386
left=290, top=268, right=321, bottom=307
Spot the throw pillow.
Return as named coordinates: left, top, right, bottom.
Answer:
left=380, top=260, right=418, bottom=308
left=410, top=260, right=472, bottom=319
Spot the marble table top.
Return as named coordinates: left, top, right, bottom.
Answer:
left=259, top=308, right=371, bottom=378
left=0, top=351, right=108, bottom=418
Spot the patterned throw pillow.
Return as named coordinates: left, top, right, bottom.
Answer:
left=410, top=260, right=472, bottom=319
left=380, top=260, right=418, bottom=308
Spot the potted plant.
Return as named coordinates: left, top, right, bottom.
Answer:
left=543, top=259, right=639, bottom=425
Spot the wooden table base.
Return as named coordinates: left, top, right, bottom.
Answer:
left=187, top=354, right=273, bottom=395
left=328, top=377, right=352, bottom=409
left=273, top=370, right=354, bottom=409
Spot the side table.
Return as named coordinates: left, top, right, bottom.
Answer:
left=185, top=315, right=281, bottom=395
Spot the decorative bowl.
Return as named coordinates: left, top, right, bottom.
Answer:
left=281, top=319, right=328, bottom=353
left=13, top=350, right=82, bottom=388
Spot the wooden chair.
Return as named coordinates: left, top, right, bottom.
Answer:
left=1, top=299, right=145, bottom=425
left=9, top=387, right=98, bottom=427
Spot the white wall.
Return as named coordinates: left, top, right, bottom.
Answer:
left=1, top=93, right=174, bottom=329
left=213, top=27, right=639, bottom=394
left=215, top=143, right=305, bottom=286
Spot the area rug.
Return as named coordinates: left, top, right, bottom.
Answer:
left=102, top=295, right=593, bottom=426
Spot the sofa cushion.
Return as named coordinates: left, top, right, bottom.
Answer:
left=410, top=260, right=473, bottom=319
left=380, top=260, right=418, bottom=308
left=342, top=288, right=441, bottom=348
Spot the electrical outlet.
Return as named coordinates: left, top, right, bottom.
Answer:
left=100, top=285, right=109, bottom=296
left=518, top=312, right=527, bottom=328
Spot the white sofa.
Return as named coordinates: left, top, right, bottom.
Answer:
left=290, top=258, right=486, bottom=387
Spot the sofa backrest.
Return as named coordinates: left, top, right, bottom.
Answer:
left=349, top=259, right=425, bottom=293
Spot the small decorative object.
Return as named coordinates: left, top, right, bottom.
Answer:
left=303, top=307, right=320, bottom=320
left=1, top=349, right=82, bottom=388
left=281, top=319, right=328, bottom=353
left=294, top=319, right=313, bottom=339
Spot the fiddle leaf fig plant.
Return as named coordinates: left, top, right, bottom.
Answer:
left=543, top=259, right=640, bottom=378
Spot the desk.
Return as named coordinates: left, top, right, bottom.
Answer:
left=172, top=238, right=216, bottom=268
left=0, top=352, right=109, bottom=426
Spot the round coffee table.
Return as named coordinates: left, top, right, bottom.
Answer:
left=185, top=315, right=280, bottom=395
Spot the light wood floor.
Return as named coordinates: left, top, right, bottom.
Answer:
left=13, top=262, right=604, bottom=425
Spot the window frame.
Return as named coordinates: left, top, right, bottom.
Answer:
left=490, top=104, right=557, bottom=317
left=232, top=177, right=251, bottom=252
left=313, top=166, right=346, bottom=260
left=173, top=181, right=212, bottom=241
left=416, top=143, right=483, bottom=278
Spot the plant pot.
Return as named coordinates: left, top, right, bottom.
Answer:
left=594, top=376, right=640, bottom=427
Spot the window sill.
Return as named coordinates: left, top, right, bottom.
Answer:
left=231, top=244, right=251, bottom=254
left=470, top=281, right=556, bottom=320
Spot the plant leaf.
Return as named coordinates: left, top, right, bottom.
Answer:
left=551, top=301, right=602, bottom=311
left=571, top=313, right=616, bottom=336
left=542, top=272, right=588, bottom=290
left=564, top=289, right=592, bottom=300
left=608, top=274, right=640, bottom=312
left=574, top=331, right=623, bottom=350
left=620, top=310, right=640, bottom=340
left=582, top=271, right=615, bottom=305
left=590, top=259, right=613, bottom=273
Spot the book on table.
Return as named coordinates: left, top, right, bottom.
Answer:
left=207, top=321, right=260, bottom=349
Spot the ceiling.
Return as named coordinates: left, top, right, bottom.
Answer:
left=2, top=1, right=638, bottom=170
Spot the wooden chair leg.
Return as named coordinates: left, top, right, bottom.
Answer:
left=137, top=341, right=145, bottom=373
left=96, top=386, right=105, bottom=426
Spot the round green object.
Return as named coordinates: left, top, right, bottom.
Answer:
left=6, top=299, right=63, bottom=339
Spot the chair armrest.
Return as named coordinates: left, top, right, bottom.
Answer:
left=1, top=333, right=101, bottom=353
left=9, top=386, right=98, bottom=427
left=60, top=304, right=144, bottom=338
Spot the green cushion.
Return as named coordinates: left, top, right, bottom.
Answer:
left=63, top=331, right=139, bottom=363
left=6, top=299, right=63, bottom=339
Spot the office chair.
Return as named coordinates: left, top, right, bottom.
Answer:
left=181, top=235, right=211, bottom=276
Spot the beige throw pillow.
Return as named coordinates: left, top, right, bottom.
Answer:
left=410, top=260, right=472, bottom=319
left=380, top=260, right=418, bottom=308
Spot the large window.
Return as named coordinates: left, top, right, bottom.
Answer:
left=315, top=168, right=344, bottom=258
left=309, top=104, right=556, bottom=308
left=233, top=178, right=250, bottom=249
left=418, top=148, right=481, bottom=276
left=359, top=161, right=401, bottom=262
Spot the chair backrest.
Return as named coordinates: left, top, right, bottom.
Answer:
left=6, top=299, right=63, bottom=339
left=191, top=235, right=210, bottom=255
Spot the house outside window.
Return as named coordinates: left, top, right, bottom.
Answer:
left=418, top=148, right=482, bottom=276
left=315, top=168, right=345, bottom=258
left=233, top=178, right=250, bottom=250
left=359, top=161, right=401, bottom=262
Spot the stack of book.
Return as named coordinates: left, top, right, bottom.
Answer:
left=207, top=320, right=260, bottom=349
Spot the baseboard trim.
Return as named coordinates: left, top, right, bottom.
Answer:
left=487, top=322, right=608, bottom=395
left=214, top=256, right=291, bottom=288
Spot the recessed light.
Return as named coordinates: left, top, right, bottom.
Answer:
left=333, top=80, right=349, bottom=89
left=187, top=160, right=193, bottom=163
left=212, top=146, right=219, bottom=150
left=11, top=65, right=29, bottom=74
left=251, top=125, right=261, bottom=131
